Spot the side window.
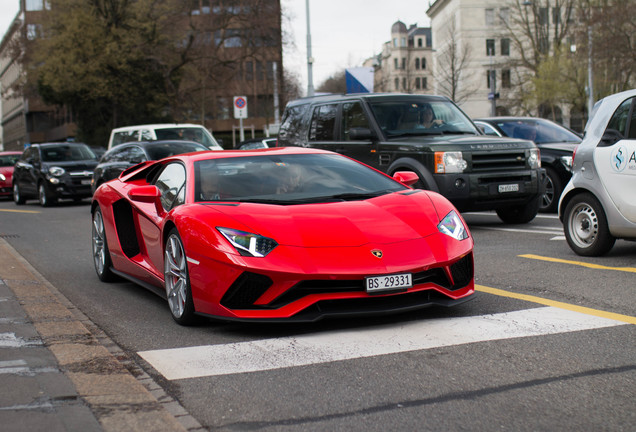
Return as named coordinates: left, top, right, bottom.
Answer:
left=279, top=104, right=309, bottom=144
left=128, top=147, right=146, bottom=163
left=628, top=100, right=636, bottom=139
left=140, top=129, right=153, bottom=141
left=606, top=98, right=633, bottom=138
left=114, top=130, right=140, bottom=146
left=309, top=104, right=338, bottom=141
left=154, top=163, right=186, bottom=211
left=342, top=102, right=370, bottom=141
left=477, top=122, right=499, bottom=136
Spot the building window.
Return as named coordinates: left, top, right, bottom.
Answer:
left=394, top=58, right=399, bottom=69
left=415, top=77, right=421, bottom=89
left=486, top=39, right=495, bottom=56
left=417, top=38, right=423, bottom=47
left=26, top=0, right=50, bottom=11
left=502, top=70, right=511, bottom=88
left=401, top=37, right=406, bottom=47
left=402, top=78, right=407, bottom=90
left=401, top=58, right=406, bottom=69
left=485, top=9, right=495, bottom=26
left=395, top=78, right=400, bottom=91
left=415, top=58, right=420, bottom=69
left=245, top=61, right=253, bottom=81
left=27, top=24, right=40, bottom=40
left=255, top=61, right=263, bottom=80
left=501, top=38, right=510, bottom=56
left=486, top=70, right=493, bottom=89
left=499, top=7, right=509, bottom=25
left=422, top=77, right=427, bottom=89
left=553, top=7, right=561, bottom=24
left=393, top=38, right=398, bottom=47
left=421, top=58, right=427, bottom=69
left=539, top=7, right=549, bottom=25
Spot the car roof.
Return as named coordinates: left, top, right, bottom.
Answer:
left=285, top=93, right=451, bottom=107
left=111, top=123, right=207, bottom=132
left=32, top=142, right=89, bottom=147
left=171, top=146, right=331, bottom=163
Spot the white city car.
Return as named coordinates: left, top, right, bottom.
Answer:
left=559, top=89, right=636, bottom=256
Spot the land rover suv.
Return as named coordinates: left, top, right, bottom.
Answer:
left=278, top=93, right=545, bottom=224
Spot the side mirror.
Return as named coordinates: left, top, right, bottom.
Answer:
left=128, top=185, right=165, bottom=214
left=348, top=127, right=374, bottom=140
left=393, top=171, right=419, bottom=187
left=599, top=129, right=623, bottom=147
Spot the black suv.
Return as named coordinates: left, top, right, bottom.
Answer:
left=278, top=93, right=545, bottom=224
left=13, top=142, right=98, bottom=206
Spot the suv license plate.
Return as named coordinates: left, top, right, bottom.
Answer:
left=366, top=273, right=412, bottom=293
left=498, top=184, right=519, bottom=193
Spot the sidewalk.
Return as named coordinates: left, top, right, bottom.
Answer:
left=0, top=238, right=203, bottom=432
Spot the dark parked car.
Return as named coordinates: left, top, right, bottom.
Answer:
left=278, top=93, right=545, bottom=224
left=13, top=143, right=98, bottom=206
left=0, top=151, right=22, bottom=199
left=92, top=140, right=208, bottom=193
left=474, top=117, right=582, bottom=212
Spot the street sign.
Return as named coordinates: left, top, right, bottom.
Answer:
left=233, top=96, right=248, bottom=119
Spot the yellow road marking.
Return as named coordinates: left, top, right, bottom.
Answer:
left=0, top=208, right=40, bottom=214
left=519, top=254, right=636, bottom=273
left=476, top=284, right=636, bottom=325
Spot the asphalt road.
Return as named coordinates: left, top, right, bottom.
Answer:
left=1, top=198, right=634, bottom=431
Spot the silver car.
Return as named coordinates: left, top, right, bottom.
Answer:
left=559, top=89, right=636, bottom=256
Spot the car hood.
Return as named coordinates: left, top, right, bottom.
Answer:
left=43, top=160, right=98, bottom=171
left=536, top=142, right=579, bottom=152
left=202, top=191, right=442, bottom=247
left=0, top=166, right=14, bottom=176
left=387, top=134, right=536, bottom=150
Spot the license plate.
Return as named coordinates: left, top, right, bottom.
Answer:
left=81, top=179, right=92, bottom=185
left=498, top=183, right=519, bottom=193
left=366, top=273, right=412, bottom=293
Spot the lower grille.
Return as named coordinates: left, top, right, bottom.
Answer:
left=221, top=272, right=273, bottom=309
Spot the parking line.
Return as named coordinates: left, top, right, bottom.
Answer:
left=519, top=254, right=636, bottom=274
left=138, top=306, right=628, bottom=380
left=0, top=209, right=40, bottom=214
left=475, top=285, right=636, bottom=325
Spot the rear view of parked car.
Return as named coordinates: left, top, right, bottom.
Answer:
left=108, top=123, right=223, bottom=150
left=474, top=117, right=581, bottom=213
left=0, top=151, right=22, bottom=199
left=92, top=140, right=208, bottom=193
left=13, top=143, right=98, bottom=206
left=559, top=89, right=636, bottom=256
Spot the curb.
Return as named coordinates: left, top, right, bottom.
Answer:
left=0, top=237, right=205, bottom=431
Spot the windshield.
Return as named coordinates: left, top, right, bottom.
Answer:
left=194, top=153, right=408, bottom=204
left=495, top=119, right=581, bottom=144
left=155, top=127, right=221, bottom=149
left=146, top=142, right=208, bottom=160
left=0, top=154, right=20, bottom=167
left=41, top=145, right=96, bottom=162
left=368, top=98, right=479, bottom=138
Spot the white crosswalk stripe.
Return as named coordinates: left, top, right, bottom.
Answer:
left=139, top=307, right=627, bottom=380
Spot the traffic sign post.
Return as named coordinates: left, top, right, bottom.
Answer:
left=233, top=96, right=248, bottom=142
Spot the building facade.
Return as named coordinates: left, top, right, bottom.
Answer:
left=366, top=21, right=434, bottom=95
left=0, top=0, right=284, bottom=151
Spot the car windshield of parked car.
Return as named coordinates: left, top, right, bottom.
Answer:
left=155, top=127, right=221, bottom=149
left=41, top=145, right=96, bottom=162
left=145, top=142, right=208, bottom=160
left=194, top=153, right=408, bottom=204
left=0, top=154, right=20, bottom=166
left=368, top=99, right=479, bottom=138
left=496, top=120, right=581, bottom=144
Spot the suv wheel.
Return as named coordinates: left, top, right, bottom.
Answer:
left=496, top=196, right=540, bottom=224
left=38, top=183, right=57, bottom=207
left=563, top=193, right=615, bottom=256
left=13, top=183, right=25, bottom=205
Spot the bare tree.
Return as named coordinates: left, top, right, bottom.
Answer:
left=435, top=20, right=475, bottom=103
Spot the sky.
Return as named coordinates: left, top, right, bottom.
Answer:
left=0, top=0, right=431, bottom=95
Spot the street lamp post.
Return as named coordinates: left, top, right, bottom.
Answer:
left=305, top=0, right=315, bottom=97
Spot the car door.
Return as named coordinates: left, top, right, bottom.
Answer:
left=307, top=103, right=339, bottom=152
left=593, top=96, right=636, bottom=223
left=338, top=101, right=378, bottom=167
left=15, top=147, right=40, bottom=196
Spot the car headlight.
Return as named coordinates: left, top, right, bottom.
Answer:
left=438, top=210, right=469, bottom=241
left=434, top=151, right=467, bottom=173
left=560, top=155, right=573, bottom=172
left=528, top=149, right=541, bottom=168
left=217, top=227, right=277, bottom=257
left=0, top=174, right=5, bottom=181
left=49, top=166, right=66, bottom=176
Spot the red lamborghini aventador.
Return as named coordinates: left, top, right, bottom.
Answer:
left=91, top=147, right=474, bottom=324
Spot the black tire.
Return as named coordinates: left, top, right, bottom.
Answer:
left=496, top=195, right=540, bottom=224
left=563, top=193, right=615, bottom=256
left=92, top=206, right=117, bottom=282
left=13, top=183, right=25, bottom=205
left=539, top=167, right=562, bottom=213
left=164, top=228, right=197, bottom=325
left=38, top=182, right=57, bottom=207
